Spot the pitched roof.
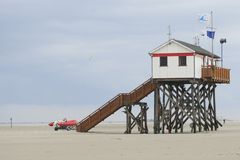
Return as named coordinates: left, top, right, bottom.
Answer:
left=174, top=39, right=220, bottom=58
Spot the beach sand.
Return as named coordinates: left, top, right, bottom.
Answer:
left=0, top=122, right=240, bottom=160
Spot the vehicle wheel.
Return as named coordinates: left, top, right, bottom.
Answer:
left=66, top=127, right=71, bottom=131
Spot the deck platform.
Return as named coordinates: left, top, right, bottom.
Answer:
left=202, top=66, right=230, bottom=84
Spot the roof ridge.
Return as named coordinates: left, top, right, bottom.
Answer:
left=174, top=39, right=220, bottom=58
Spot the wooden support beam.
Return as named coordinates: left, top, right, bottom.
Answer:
left=124, top=103, right=148, bottom=134
left=212, top=85, right=218, bottom=130
left=154, top=87, right=160, bottom=134
left=124, top=105, right=132, bottom=134
left=154, top=81, right=220, bottom=134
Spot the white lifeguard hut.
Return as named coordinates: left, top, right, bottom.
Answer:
left=149, top=39, right=228, bottom=82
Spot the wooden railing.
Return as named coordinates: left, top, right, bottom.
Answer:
left=202, top=66, right=230, bottom=83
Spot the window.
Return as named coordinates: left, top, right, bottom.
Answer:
left=179, top=56, right=187, bottom=66
left=160, top=57, right=168, bottom=66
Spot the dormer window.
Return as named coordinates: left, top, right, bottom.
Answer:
left=179, top=56, right=187, bottom=66
left=160, top=57, right=168, bottom=66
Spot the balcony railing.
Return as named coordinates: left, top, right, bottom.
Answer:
left=202, top=66, right=230, bottom=83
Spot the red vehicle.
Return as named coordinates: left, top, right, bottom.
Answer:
left=48, top=119, right=78, bottom=131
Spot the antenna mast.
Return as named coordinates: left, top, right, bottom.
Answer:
left=194, top=35, right=200, bottom=46
left=168, top=25, right=171, bottom=41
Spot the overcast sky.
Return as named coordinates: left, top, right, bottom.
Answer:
left=0, top=0, right=239, bottom=123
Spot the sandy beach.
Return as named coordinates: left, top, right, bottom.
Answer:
left=0, top=122, right=240, bottom=160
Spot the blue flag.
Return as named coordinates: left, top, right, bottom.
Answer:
left=207, top=30, right=215, bottom=39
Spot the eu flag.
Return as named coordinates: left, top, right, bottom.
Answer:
left=207, top=30, right=215, bottom=39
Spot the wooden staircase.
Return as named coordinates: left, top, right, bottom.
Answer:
left=76, top=78, right=156, bottom=132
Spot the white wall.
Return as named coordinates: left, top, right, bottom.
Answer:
left=152, top=41, right=196, bottom=79
left=153, top=41, right=192, bottom=53
left=195, top=55, right=204, bottom=79
left=152, top=56, right=194, bottom=79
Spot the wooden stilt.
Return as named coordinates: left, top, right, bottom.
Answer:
left=152, top=80, right=221, bottom=134
left=213, top=84, right=218, bottom=130
left=124, top=105, right=132, bottom=134
left=154, top=87, right=160, bottom=134
left=124, top=102, right=148, bottom=134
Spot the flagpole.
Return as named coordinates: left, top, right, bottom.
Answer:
left=211, top=11, right=214, bottom=65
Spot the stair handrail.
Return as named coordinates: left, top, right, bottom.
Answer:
left=129, top=78, right=152, bottom=94
left=79, top=93, right=123, bottom=123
